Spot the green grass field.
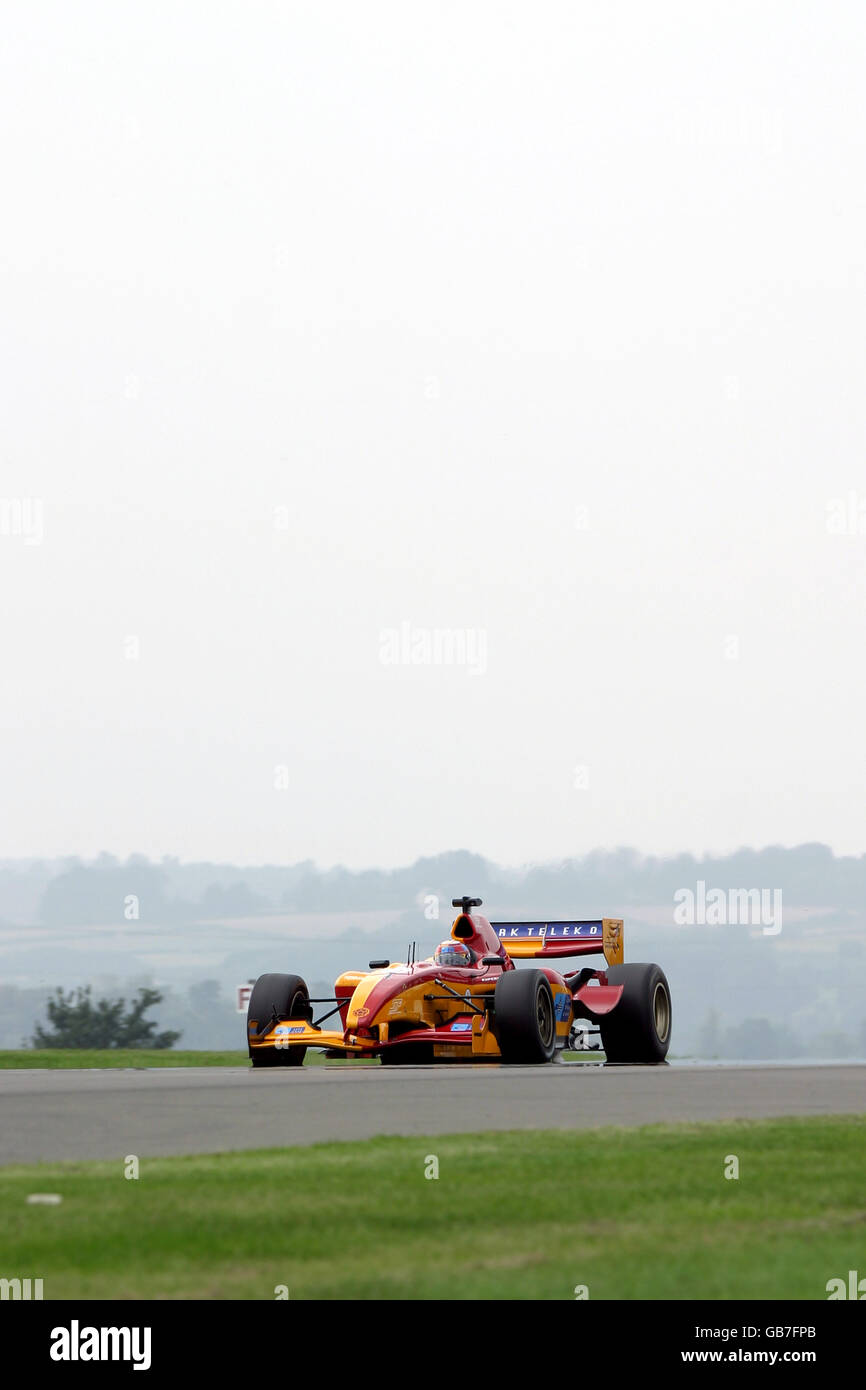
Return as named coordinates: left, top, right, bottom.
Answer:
left=0, top=1049, right=382, bottom=1069
left=2, top=1117, right=864, bottom=1299
left=0, top=1050, right=250, bottom=1069
left=0, top=1049, right=598, bottom=1069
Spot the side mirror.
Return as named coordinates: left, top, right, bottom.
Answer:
left=481, top=954, right=504, bottom=967
left=368, top=958, right=390, bottom=969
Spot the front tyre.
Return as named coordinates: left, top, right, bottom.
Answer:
left=247, top=972, right=311, bottom=1067
left=494, top=969, right=556, bottom=1064
left=599, top=963, right=671, bottom=1064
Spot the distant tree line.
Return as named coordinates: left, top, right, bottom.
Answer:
left=1, top=843, right=866, bottom=928
left=32, top=986, right=180, bottom=1049
left=695, top=1009, right=866, bottom=1061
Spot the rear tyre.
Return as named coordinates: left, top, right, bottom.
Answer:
left=494, top=969, right=556, bottom=1064
left=247, top=973, right=311, bottom=1067
left=598, top=963, right=671, bottom=1064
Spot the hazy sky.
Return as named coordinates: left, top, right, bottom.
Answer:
left=2, top=3, right=865, bottom=869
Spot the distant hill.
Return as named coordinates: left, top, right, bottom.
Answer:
left=2, top=842, right=866, bottom=927
left=2, top=845, right=864, bottom=1058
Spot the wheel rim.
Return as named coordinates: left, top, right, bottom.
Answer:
left=652, top=982, right=670, bottom=1042
left=536, top=986, right=554, bottom=1047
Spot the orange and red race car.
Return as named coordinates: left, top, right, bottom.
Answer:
left=247, top=896, right=671, bottom=1067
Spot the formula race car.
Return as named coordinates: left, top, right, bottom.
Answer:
left=247, top=896, right=672, bottom=1066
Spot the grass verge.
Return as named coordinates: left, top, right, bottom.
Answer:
left=0, top=1050, right=250, bottom=1069
left=0, top=1049, right=379, bottom=1069
left=1, top=1116, right=864, bottom=1299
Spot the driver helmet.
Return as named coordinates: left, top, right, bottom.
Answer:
left=434, top=940, right=473, bottom=969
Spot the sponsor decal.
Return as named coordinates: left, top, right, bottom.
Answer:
left=354, top=1007, right=370, bottom=1019
left=274, top=1026, right=290, bottom=1035
left=450, top=1021, right=472, bottom=1032
left=549, top=922, right=601, bottom=938
left=496, top=922, right=603, bottom=940
left=604, top=921, right=622, bottom=952
left=554, top=993, right=571, bottom=1022
left=286, top=1026, right=305, bottom=1034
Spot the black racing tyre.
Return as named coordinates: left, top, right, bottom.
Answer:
left=494, top=969, right=556, bottom=1064
left=598, top=963, right=672, bottom=1064
left=247, top=973, right=311, bottom=1067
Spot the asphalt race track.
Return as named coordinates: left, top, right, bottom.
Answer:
left=1, top=1062, right=864, bottom=1165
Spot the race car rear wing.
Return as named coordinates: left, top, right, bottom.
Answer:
left=491, top=919, right=624, bottom=967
